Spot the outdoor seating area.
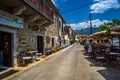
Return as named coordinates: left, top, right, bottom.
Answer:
left=17, top=50, right=42, bottom=66
left=84, top=40, right=120, bottom=67
left=45, top=48, right=52, bottom=55
left=17, top=52, right=33, bottom=66
left=51, top=47, right=56, bottom=53
left=83, top=26, right=120, bottom=68
left=45, top=46, right=63, bottom=55
left=16, top=45, right=69, bottom=67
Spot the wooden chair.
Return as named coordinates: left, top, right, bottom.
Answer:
left=45, top=48, right=52, bottom=55
left=94, top=47, right=106, bottom=66
left=51, top=47, right=56, bottom=53
left=108, top=52, right=120, bottom=68
left=36, top=52, right=42, bottom=56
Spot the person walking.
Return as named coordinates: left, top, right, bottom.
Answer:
left=88, top=39, right=94, bottom=58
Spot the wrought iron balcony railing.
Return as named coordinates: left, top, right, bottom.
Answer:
left=23, top=0, right=53, bottom=22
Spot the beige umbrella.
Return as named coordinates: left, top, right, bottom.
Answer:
left=111, top=26, right=120, bottom=32
left=88, top=30, right=120, bottom=40
left=92, top=31, right=120, bottom=36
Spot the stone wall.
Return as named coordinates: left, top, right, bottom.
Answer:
left=45, top=21, right=59, bottom=48
left=16, top=23, right=45, bottom=52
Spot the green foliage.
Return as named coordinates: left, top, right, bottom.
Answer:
left=105, top=26, right=111, bottom=35
left=97, top=19, right=120, bottom=32
left=112, top=19, right=120, bottom=26
left=97, top=25, right=107, bottom=32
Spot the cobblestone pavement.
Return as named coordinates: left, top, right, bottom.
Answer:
left=8, top=43, right=120, bottom=80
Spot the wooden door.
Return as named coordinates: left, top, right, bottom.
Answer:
left=3, top=32, right=12, bottom=66
left=37, top=36, right=44, bottom=54
left=0, top=32, right=4, bottom=65
left=52, top=38, right=54, bottom=47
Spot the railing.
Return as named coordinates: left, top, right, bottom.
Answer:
left=24, top=0, right=53, bottom=21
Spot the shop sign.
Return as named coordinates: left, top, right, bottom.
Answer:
left=0, top=10, right=24, bottom=28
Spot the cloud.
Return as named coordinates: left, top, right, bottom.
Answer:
left=90, top=0, right=120, bottom=13
left=68, top=19, right=111, bottom=30
left=51, top=0, right=57, bottom=6
left=51, top=0, right=67, bottom=6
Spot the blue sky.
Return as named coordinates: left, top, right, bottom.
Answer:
left=52, top=0, right=120, bottom=30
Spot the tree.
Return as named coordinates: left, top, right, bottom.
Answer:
left=105, top=25, right=111, bottom=35
left=97, top=23, right=108, bottom=32
left=112, top=19, right=120, bottom=26
left=97, top=19, right=120, bottom=32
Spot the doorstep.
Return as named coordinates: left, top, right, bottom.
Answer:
left=0, top=66, right=13, bottom=75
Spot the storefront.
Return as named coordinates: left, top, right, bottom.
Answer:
left=0, top=10, right=24, bottom=67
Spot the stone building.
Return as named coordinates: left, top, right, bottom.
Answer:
left=45, top=2, right=59, bottom=49
left=45, top=5, right=70, bottom=49
left=66, top=26, right=76, bottom=44
left=57, top=15, right=66, bottom=47
left=0, top=0, right=58, bottom=67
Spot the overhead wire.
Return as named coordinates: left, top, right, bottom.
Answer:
left=60, top=0, right=100, bottom=24
left=60, top=1, right=99, bottom=14
left=60, top=0, right=120, bottom=25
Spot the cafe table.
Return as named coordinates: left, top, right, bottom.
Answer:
left=108, top=52, right=120, bottom=63
left=109, top=52, right=120, bottom=55
left=113, top=47, right=120, bottom=52
left=26, top=51, right=37, bottom=60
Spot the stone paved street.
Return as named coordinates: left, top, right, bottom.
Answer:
left=8, top=43, right=120, bottom=80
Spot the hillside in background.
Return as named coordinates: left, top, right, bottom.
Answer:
left=74, top=27, right=98, bottom=35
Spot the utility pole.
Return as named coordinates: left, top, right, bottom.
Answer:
left=81, top=28, right=83, bottom=34
left=89, top=13, right=92, bottom=35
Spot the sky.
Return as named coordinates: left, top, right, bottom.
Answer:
left=51, top=0, right=120, bottom=31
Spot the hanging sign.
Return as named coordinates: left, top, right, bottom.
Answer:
left=0, top=10, right=24, bottom=28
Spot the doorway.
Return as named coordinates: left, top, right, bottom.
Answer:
left=37, top=36, right=44, bottom=54
left=52, top=38, right=54, bottom=47
left=0, top=31, right=12, bottom=67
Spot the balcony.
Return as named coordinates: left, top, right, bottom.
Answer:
left=23, top=0, right=53, bottom=22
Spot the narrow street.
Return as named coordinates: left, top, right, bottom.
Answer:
left=0, top=0, right=120, bottom=80
left=8, top=43, right=120, bottom=80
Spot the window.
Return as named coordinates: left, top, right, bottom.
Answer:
left=58, top=21, right=61, bottom=28
left=39, top=0, right=43, bottom=4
